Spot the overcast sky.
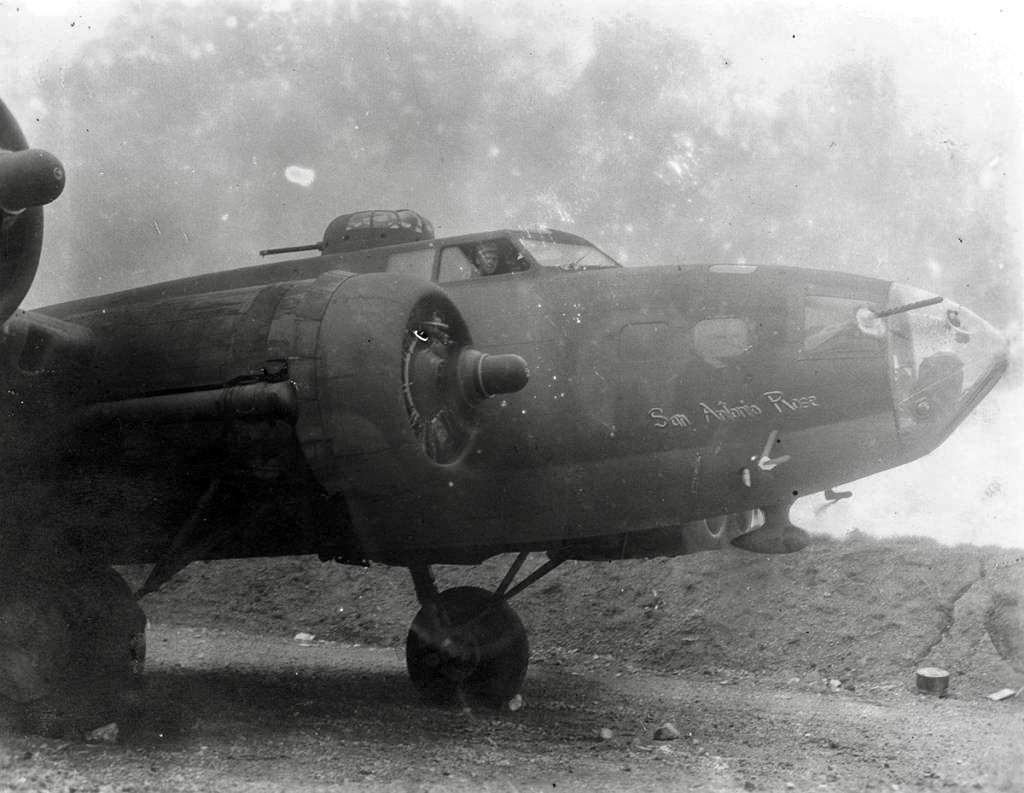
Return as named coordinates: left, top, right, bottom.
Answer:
left=5, top=0, right=1020, bottom=127
left=4, top=0, right=1020, bottom=211
left=2, top=0, right=1020, bottom=316
left=2, top=0, right=1020, bottom=270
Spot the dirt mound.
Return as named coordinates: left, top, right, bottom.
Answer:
left=133, top=533, right=1024, bottom=697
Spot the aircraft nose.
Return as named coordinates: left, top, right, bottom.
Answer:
left=884, top=282, right=1009, bottom=457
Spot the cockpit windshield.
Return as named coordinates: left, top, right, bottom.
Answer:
left=518, top=239, right=620, bottom=271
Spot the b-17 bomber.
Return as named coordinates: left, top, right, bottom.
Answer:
left=0, top=96, right=1009, bottom=735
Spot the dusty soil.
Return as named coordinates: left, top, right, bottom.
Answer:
left=2, top=533, right=1023, bottom=792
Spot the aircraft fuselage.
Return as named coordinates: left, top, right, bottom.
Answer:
left=5, top=226, right=1004, bottom=567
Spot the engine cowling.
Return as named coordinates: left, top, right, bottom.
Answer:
left=272, top=271, right=528, bottom=512
left=0, top=98, right=66, bottom=326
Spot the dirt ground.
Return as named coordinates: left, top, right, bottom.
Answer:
left=2, top=533, right=1023, bottom=792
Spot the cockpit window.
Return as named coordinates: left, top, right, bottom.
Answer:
left=518, top=239, right=619, bottom=271
left=439, top=246, right=475, bottom=282
left=439, top=239, right=527, bottom=282
left=803, top=295, right=885, bottom=357
left=387, top=248, right=434, bottom=279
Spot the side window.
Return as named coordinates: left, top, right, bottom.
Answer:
left=386, top=249, right=435, bottom=279
left=439, top=246, right=474, bottom=282
left=803, top=295, right=884, bottom=357
left=693, top=317, right=751, bottom=368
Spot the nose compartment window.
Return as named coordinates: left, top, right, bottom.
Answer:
left=887, top=283, right=1006, bottom=437
left=803, top=295, right=885, bottom=357
left=693, top=317, right=751, bottom=368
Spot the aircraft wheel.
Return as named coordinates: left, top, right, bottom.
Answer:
left=405, top=586, right=528, bottom=708
left=0, top=555, right=146, bottom=736
left=704, top=511, right=754, bottom=543
left=0, top=590, right=72, bottom=732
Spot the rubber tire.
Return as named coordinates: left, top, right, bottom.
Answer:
left=406, top=586, right=528, bottom=708
left=0, top=559, right=146, bottom=737
left=704, top=511, right=754, bottom=544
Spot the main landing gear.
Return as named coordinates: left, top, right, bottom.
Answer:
left=0, top=540, right=145, bottom=737
left=405, top=553, right=563, bottom=708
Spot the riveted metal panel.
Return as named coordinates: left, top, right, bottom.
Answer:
left=262, top=271, right=360, bottom=490
left=58, top=283, right=297, bottom=398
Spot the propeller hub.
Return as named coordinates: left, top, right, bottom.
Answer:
left=457, top=349, right=529, bottom=401
left=0, top=148, right=65, bottom=214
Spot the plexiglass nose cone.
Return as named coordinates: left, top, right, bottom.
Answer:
left=885, top=283, right=1008, bottom=457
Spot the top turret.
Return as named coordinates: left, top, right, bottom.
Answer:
left=260, top=209, right=434, bottom=258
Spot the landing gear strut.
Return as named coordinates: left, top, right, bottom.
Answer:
left=405, top=553, right=562, bottom=708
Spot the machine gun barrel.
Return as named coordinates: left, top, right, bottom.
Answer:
left=259, top=242, right=323, bottom=257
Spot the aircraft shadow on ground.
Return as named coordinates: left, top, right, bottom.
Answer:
left=118, top=661, right=616, bottom=748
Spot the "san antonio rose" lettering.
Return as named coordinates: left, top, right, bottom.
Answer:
left=648, top=390, right=819, bottom=429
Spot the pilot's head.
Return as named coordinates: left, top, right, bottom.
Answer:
left=474, top=243, right=501, bottom=276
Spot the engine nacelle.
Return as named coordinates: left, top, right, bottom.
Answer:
left=284, top=272, right=528, bottom=485
left=30, top=270, right=528, bottom=564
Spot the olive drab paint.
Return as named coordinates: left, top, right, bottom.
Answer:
left=0, top=96, right=1010, bottom=728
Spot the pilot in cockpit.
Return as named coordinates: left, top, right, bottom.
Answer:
left=473, top=242, right=503, bottom=276
left=471, top=240, right=527, bottom=277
